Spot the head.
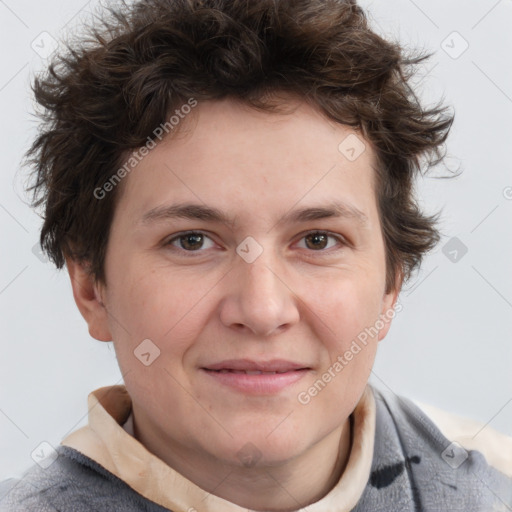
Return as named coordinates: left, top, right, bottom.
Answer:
left=27, top=0, right=453, bottom=470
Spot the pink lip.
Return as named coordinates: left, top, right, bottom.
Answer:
left=201, top=359, right=311, bottom=395
left=202, top=368, right=309, bottom=394
left=203, top=359, right=310, bottom=372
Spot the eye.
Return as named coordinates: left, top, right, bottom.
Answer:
left=165, top=231, right=216, bottom=252
left=163, top=230, right=347, bottom=256
left=296, top=231, right=345, bottom=252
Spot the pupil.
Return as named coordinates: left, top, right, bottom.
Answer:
left=182, top=233, right=203, bottom=250
left=306, top=233, right=327, bottom=250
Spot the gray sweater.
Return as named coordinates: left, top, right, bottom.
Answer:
left=1, top=386, right=511, bottom=511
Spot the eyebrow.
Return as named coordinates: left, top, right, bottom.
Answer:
left=139, top=200, right=369, bottom=229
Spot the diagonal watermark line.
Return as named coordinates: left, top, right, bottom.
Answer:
left=196, top=468, right=236, bottom=506
left=0, top=0, right=29, bottom=28
left=407, top=0, right=439, bottom=29
left=0, top=408, right=29, bottom=439
left=0, top=476, right=41, bottom=505
left=471, top=265, right=512, bottom=309
left=162, top=266, right=235, bottom=339
left=0, top=266, right=28, bottom=296
left=61, top=370, right=131, bottom=439
left=266, top=164, right=337, bottom=235
left=470, top=205, right=499, bottom=233
left=262, top=467, right=313, bottom=511
left=364, top=11, right=387, bottom=38
left=162, top=367, right=234, bottom=438
left=264, top=265, right=338, bottom=340
left=103, top=302, right=132, bottom=337
left=67, top=272, right=132, bottom=337
left=471, top=468, right=512, bottom=511
left=370, top=370, right=452, bottom=450
left=164, top=163, right=236, bottom=233
left=266, top=410, right=293, bottom=438
left=0, top=204, right=29, bottom=233
left=410, top=62, right=439, bottom=89
left=404, top=265, right=439, bottom=297
left=472, top=61, right=512, bottom=104
left=471, top=396, right=512, bottom=440
left=471, top=0, right=502, bottom=30
left=370, top=370, right=398, bottom=398
left=0, top=63, right=29, bottom=93
left=62, top=0, right=93, bottom=28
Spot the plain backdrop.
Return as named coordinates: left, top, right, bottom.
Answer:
left=1, top=0, right=511, bottom=480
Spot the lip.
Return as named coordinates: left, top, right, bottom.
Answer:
left=201, top=359, right=311, bottom=395
left=203, top=359, right=310, bottom=372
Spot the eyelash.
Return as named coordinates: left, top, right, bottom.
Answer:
left=163, top=230, right=348, bottom=256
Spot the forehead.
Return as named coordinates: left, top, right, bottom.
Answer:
left=114, top=97, right=380, bottom=230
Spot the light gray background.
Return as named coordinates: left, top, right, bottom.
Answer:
left=1, top=0, right=511, bottom=480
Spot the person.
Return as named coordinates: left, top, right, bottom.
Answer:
left=1, top=0, right=511, bottom=510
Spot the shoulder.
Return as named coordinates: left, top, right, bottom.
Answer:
left=414, top=398, right=512, bottom=478
left=373, top=386, right=512, bottom=478
left=368, top=385, right=512, bottom=509
left=0, top=446, right=169, bottom=512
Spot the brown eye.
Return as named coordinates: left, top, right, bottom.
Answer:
left=304, top=232, right=329, bottom=250
left=166, top=232, right=216, bottom=252
left=297, top=231, right=342, bottom=252
left=179, top=233, right=204, bottom=250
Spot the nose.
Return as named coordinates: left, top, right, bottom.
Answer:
left=219, top=249, right=300, bottom=337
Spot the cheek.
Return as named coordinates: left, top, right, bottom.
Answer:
left=105, top=257, right=218, bottom=358
left=304, top=273, right=384, bottom=348
left=298, top=279, right=381, bottom=422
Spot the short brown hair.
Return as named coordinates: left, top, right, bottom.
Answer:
left=26, top=0, right=454, bottom=294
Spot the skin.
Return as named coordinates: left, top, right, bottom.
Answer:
left=68, top=97, right=401, bottom=511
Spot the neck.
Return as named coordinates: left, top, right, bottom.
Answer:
left=133, top=412, right=353, bottom=511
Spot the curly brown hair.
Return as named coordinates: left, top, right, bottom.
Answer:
left=26, top=0, right=454, bottom=294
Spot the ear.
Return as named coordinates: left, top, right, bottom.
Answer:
left=377, top=269, right=403, bottom=342
left=65, top=257, right=112, bottom=342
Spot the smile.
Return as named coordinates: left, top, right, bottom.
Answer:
left=208, top=369, right=292, bottom=375
left=201, top=367, right=310, bottom=395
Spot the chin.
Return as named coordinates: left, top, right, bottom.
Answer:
left=219, top=432, right=307, bottom=469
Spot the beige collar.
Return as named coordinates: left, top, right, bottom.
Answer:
left=61, top=385, right=376, bottom=512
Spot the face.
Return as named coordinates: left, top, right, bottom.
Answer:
left=77, top=97, right=399, bottom=469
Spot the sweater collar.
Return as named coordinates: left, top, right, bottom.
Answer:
left=61, top=384, right=376, bottom=511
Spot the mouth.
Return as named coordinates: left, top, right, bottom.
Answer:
left=205, top=369, right=300, bottom=375
left=200, top=359, right=311, bottom=394
left=202, top=358, right=311, bottom=373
